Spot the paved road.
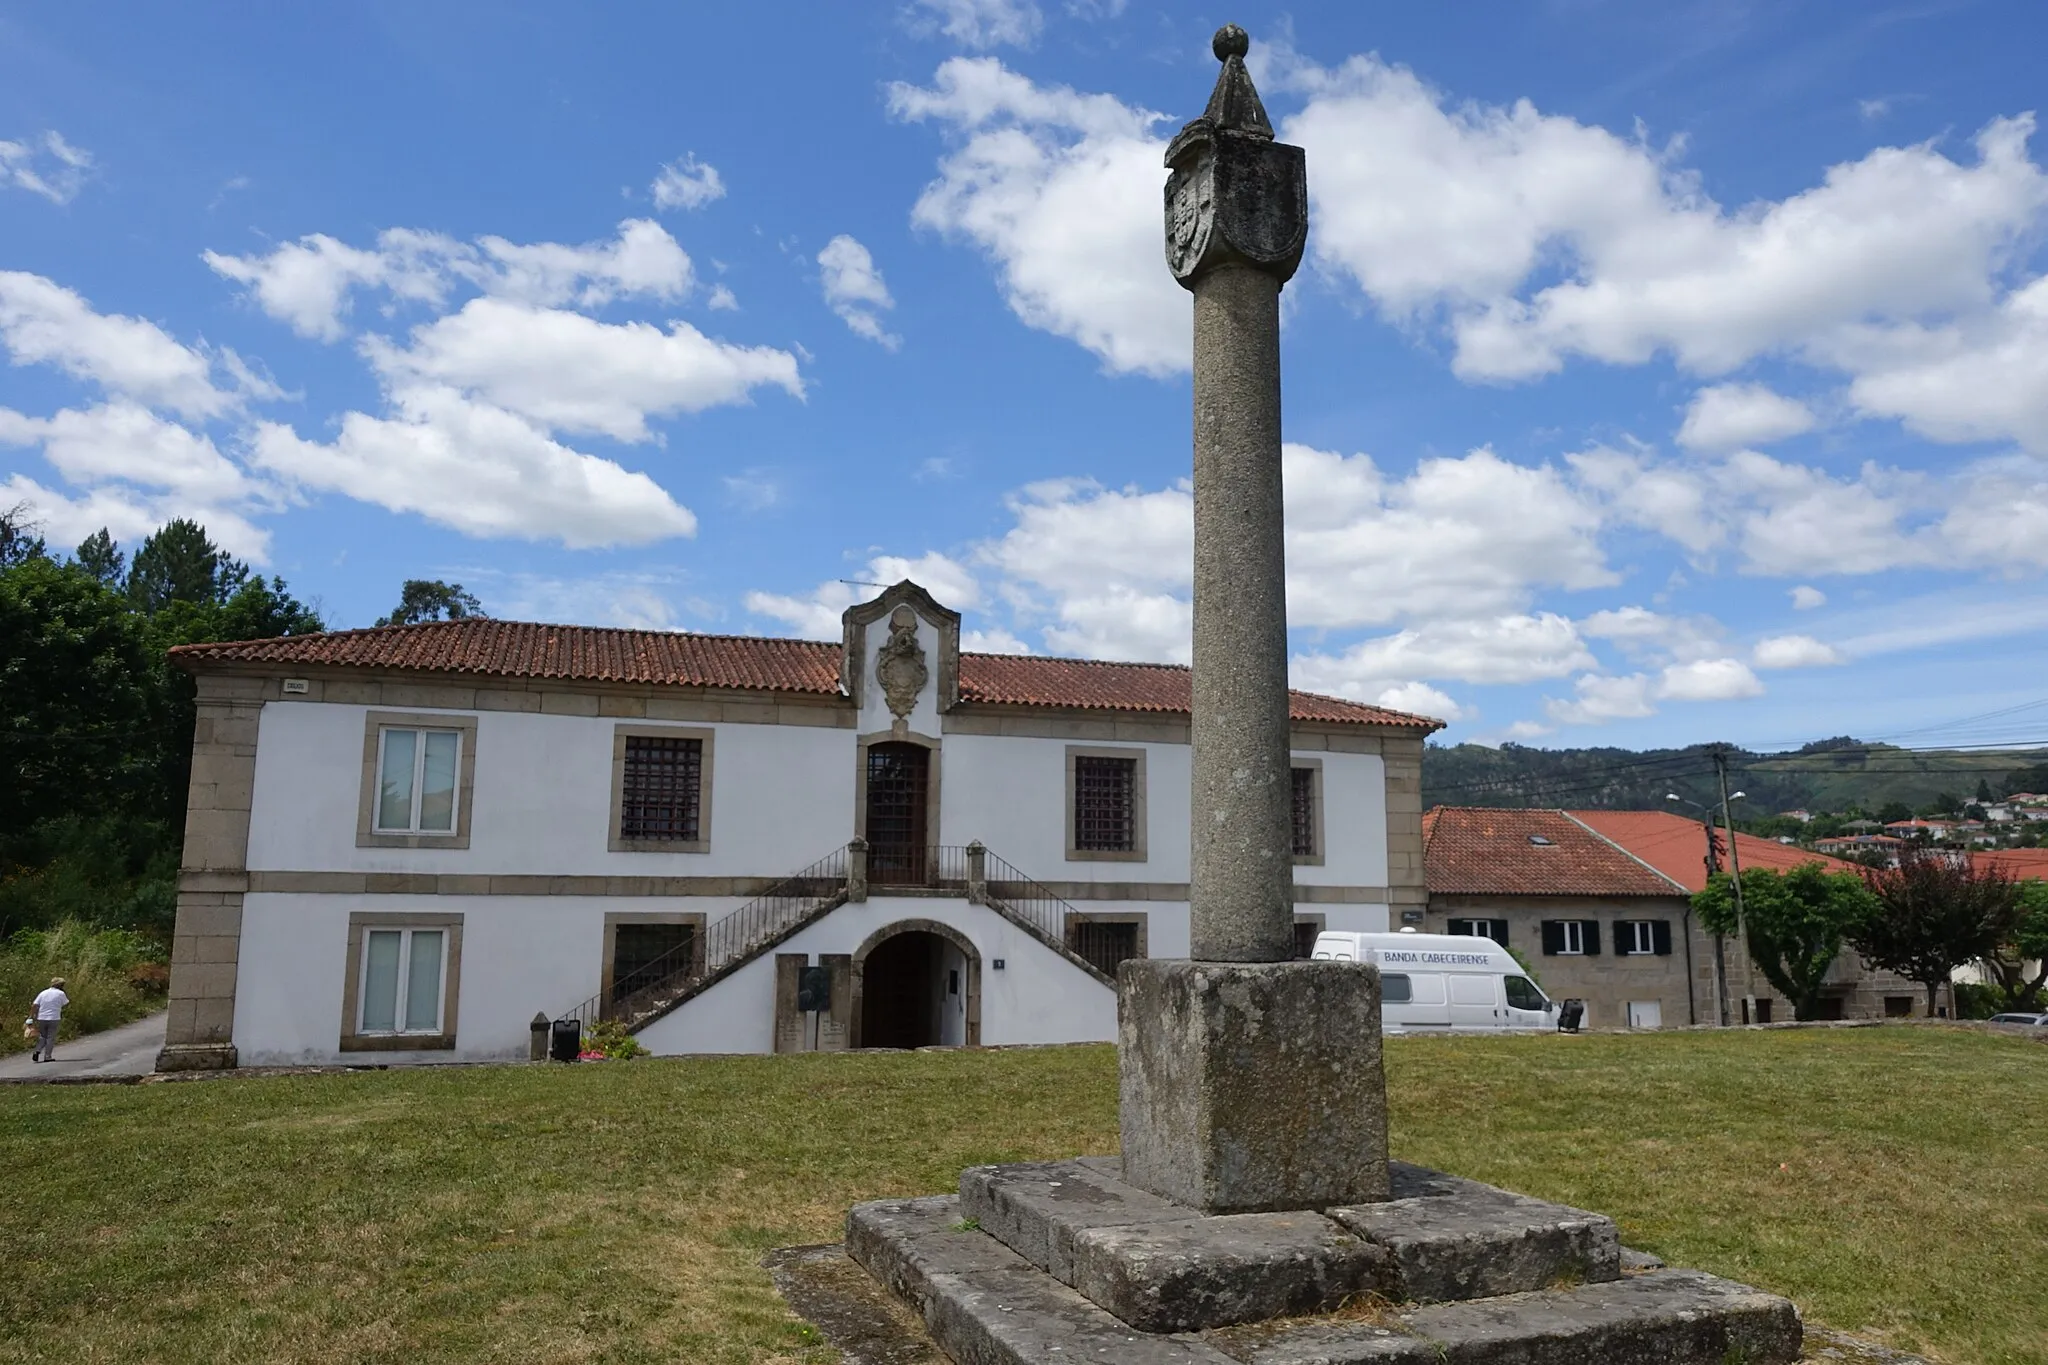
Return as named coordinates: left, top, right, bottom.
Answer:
left=0, top=1010, right=166, bottom=1080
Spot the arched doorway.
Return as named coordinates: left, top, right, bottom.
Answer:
left=853, top=920, right=980, bottom=1049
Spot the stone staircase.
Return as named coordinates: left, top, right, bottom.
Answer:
left=557, top=840, right=1114, bottom=1037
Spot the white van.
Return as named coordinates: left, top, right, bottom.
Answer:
left=1311, top=931, right=1554, bottom=1032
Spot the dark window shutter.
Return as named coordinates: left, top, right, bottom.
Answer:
left=1582, top=920, right=1602, bottom=955
left=1447, top=920, right=1473, bottom=936
left=1490, top=919, right=1510, bottom=947
left=1541, top=921, right=1564, bottom=956
left=1652, top=920, right=1673, bottom=956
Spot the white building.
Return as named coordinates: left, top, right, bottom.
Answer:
left=155, top=582, right=1439, bottom=1069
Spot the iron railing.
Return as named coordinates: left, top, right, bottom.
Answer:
left=980, top=847, right=1076, bottom=954
left=558, top=844, right=851, bottom=1034
left=867, top=844, right=972, bottom=890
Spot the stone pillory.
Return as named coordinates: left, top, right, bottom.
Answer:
left=1117, top=25, right=1394, bottom=1217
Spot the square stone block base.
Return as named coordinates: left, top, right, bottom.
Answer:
left=1118, top=958, right=1389, bottom=1214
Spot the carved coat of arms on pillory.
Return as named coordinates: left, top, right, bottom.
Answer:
left=875, top=605, right=929, bottom=720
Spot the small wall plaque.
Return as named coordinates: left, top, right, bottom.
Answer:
left=281, top=678, right=310, bottom=695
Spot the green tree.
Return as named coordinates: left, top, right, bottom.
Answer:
left=1977, top=778, right=1995, bottom=803
left=73, top=528, right=126, bottom=587
left=1851, top=851, right=2024, bottom=1016
left=0, top=557, right=152, bottom=839
left=376, top=579, right=484, bottom=626
left=2004, top=763, right=2048, bottom=795
left=1979, top=880, right=2048, bottom=1011
left=1695, top=864, right=1879, bottom=1021
left=1877, top=801, right=1913, bottom=825
left=139, top=574, right=324, bottom=826
left=126, top=518, right=247, bottom=614
left=1, top=502, right=47, bottom=567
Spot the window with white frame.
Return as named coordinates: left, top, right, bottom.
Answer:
left=357, top=927, right=447, bottom=1035
left=1550, top=920, right=1585, bottom=955
left=375, top=727, right=461, bottom=834
left=1622, top=921, right=1655, bottom=955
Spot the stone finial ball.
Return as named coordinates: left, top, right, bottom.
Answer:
left=1213, top=24, right=1249, bottom=61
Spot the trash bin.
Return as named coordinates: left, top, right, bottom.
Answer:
left=1556, top=999, right=1585, bottom=1034
left=550, top=1017, right=582, bottom=1063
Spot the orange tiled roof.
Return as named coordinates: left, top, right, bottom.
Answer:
left=1972, top=848, right=2048, bottom=880
left=1569, top=809, right=1857, bottom=894
left=167, top=618, right=1441, bottom=729
left=1423, top=807, right=1684, bottom=897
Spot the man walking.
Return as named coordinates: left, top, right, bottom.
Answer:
left=31, top=977, right=67, bottom=1063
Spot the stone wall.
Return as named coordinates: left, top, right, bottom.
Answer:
left=158, top=674, right=264, bottom=1070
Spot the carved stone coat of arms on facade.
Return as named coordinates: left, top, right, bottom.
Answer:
left=874, top=605, right=929, bottom=720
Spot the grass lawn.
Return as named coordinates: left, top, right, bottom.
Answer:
left=1, top=1027, right=2041, bottom=1365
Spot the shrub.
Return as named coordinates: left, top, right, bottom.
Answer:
left=1, top=919, right=163, bottom=1054
left=581, top=1019, right=647, bottom=1060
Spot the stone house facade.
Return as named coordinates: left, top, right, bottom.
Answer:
left=155, top=580, right=1440, bottom=1070
left=1422, top=807, right=1926, bottom=1028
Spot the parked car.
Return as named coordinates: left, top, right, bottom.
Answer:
left=1986, top=1011, right=2048, bottom=1026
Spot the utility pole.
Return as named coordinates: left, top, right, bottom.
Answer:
left=1713, top=747, right=1756, bottom=1024
left=1669, top=790, right=1728, bottom=1027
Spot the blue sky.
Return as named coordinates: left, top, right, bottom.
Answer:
left=5, top=1, right=2048, bottom=752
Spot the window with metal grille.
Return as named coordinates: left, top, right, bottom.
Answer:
left=1073, top=755, right=1137, bottom=851
left=620, top=735, right=702, bottom=842
left=1291, top=767, right=1316, bottom=857
left=1292, top=920, right=1321, bottom=960
left=1069, top=920, right=1140, bottom=977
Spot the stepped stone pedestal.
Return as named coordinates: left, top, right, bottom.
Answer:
left=838, top=1160, right=1804, bottom=1365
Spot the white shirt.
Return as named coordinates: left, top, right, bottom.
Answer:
left=33, top=988, right=67, bottom=1022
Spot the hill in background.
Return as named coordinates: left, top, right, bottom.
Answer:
left=1422, top=737, right=2048, bottom=819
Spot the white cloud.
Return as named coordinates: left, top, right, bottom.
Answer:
left=1579, top=605, right=1723, bottom=663
left=722, top=471, right=781, bottom=511
left=0, top=471, right=270, bottom=564
left=746, top=551, right=984, bottom=640
left=0, top=131, right=93, bottom=204
left=906, top=0, right=1042, bottom=49
left=650, top=154, right=725, bottom=212
left=203, top=229, right=460, bottom=343
left=1547, top=673, right=1656, bottom=725
left=963, top=626, right=1033, bottom=654
left=1656, top=657, right=1764, bottom=701
left=1790, top=584, right=1826, bottom=609
left=0, top=403, right=262, bottom=507
left=0, top=271, right=245, bottom=418
left=1754, top=634, right=1845, bottom=669
left=466, top=568, right=704, bottom=631
left=250, top=386, right=696, bottom=548
left=1567, top=444, right=1722, bottom=554
left=365, top=297, right=803, bottom=443
left=1834, top=274, right=2048, bottom=452
left=205, top=219, right=695, bottom=342
left=817, top=235, right=900, bottom=348
left=1374, top=681, right=1464, bottom=722
left=1292, top=614, right=1593, bottom=705
left=888, top=58, right=1182, bottom=375
left=707, top=284, right=739, bottom=311
left=1676, top=383, right=1818, bottom=451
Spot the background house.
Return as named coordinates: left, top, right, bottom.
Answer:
left=1422, top=807, right=1925, bottom=1026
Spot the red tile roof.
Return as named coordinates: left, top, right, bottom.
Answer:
left=1423, top=807, right=1684, bottom=897
left=167, top=618, right=1440, bottom=729
left=1972, top=849, right=2048, bottom=881
left=1568, top=809, right=1857, bottom=894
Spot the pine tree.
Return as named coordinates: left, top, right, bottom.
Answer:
left=376, top=579, right=486, bottom=626
left=126, top=519, right=247, bottom=614
left=74, top=528, right=126, bottom=587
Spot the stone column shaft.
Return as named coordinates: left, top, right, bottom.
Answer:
left=1189, top=264, right=1295, bottom=963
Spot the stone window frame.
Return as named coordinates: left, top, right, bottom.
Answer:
left=1291, top=911, right=1327, bottom=959
left=1062, top=909, right=1150, bottom=976
left=601, top=910, right=709, bottom=1005
left=607, top=723, right=716, bottom=854
left=356, top=711, right=478, bottom=850
left=1065, top=745, right=1148, bottom=863
left=338, top=911, right=463, bottom=1052
left=1290, top=757, right=1326, bottom=866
